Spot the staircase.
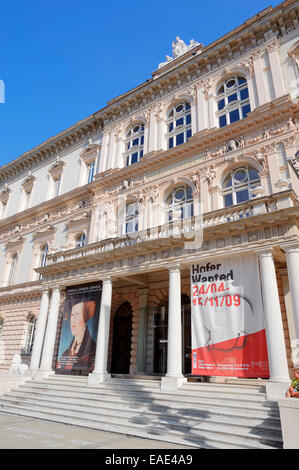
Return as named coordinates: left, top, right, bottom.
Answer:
left=0, top=375, right=283, bottom=449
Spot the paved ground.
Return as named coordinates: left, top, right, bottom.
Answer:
left=0, top=412, right=193, bottom=449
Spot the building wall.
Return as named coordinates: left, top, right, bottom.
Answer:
left=0, top=0, right=298, bottom=376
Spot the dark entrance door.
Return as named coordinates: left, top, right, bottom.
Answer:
left=111, top=302, right=133, bottom=374
left=153, top=294, right=191, bottom=375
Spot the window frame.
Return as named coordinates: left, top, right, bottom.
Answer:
left=164, top=185, right=194, bottom=221
left=124, top=123, right=145, bottom=166
left=119, top=201, right=139, bottom=235
left=222, top=165, right=260, bottom=207
left=167, top=102, right=192, bottom=149
left=22, top=315, right=36, bottom=355
left=216, top=75, right=251, bottom=128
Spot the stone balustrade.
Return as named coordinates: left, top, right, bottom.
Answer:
left=44, top=190, right=296, bottom=267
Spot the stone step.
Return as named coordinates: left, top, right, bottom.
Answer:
left=24, top=384, right=270, bottom=408
left=0, top=402, right=282, bottom=449
left=0, top=392, right=281, bottom=431
left=5, top=388, right=280, bottom=423
left=0, top=376, right=282, bottom=449
left=12, top=382, right=278, bottom=413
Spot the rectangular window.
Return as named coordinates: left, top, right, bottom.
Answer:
left=236, top=189, right=249, bottom=204
left=186, top=129, right=192, bottom=140
left=176, top=118, right=184, bottom=127
left=24, top=190, right=31, bottom=210
left=218, top=99, right=225, bottom=110
left=169, top=137, right=173, bottom=149
left=242, top=104, right=251, bottom=118
left=87, top=161, right=95, bottom=184
left=224, top=194, right=233, bottom=207
left=228, top=93, right=237, bottom=103
left=240, top=88, right=249, bottom=100
left=132, top=138, right=139, bottom=147
left=169, top=122, right=173, bottom=132
left=176, top=133, right=184, bottom=146
left=219, top=115, right=227, bottom=128
left=53, top=177, right=61, bottom=197
left=131, top=152, right=138, bottom=164
left=186, top=113, right=191, bottom=125
left=229, top=109, right=240, bottom=124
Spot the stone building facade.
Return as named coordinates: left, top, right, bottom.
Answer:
left=0, top=0, right=298, bottom=398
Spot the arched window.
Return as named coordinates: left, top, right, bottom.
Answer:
left=8, top=253, right=18, bottom=285
left=119, top=202, right=139, bottom=235
left=76, top=232, right=86, bottom=248
left=22, top=315, right=36, bottom=355
left=222, top=166, right=260, bottom=207
left=165, top=185, right=193, bottom=221
left=40, top=244, right=49, bottom=268
left=167, top=102, right=192, bottom=149
left=216, top=76, right=250, bottom=128
left=125, top=123, right=144, bottom=166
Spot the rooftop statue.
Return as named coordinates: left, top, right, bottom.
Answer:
left=158, top=36, right=203, bottom=69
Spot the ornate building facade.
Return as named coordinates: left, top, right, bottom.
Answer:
left=0, top=0, right=298, bottom=402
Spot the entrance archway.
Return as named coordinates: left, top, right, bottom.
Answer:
left=111, top=302, right=133, bottom=374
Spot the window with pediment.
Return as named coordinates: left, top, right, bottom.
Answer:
left=167, top=102, right=192, bottom=149
left=125, top=123, right=144, bottom=166
left=216, top=76, right=251, bottom=128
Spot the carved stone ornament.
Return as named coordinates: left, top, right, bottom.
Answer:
left=80, top=139, right=100, bottom=163
left=158, top=37, right=203, bottom=69
left=66, top=212, right=90, bottom=228
left=33, top=224, right=55, bottom=239
left=48, top=156, right=65, bottom=179
left=0, top=184, right=11, bottom=203
left=5, top=235, right=24, bottom=248
left=22, top=171, right=36, bottom=192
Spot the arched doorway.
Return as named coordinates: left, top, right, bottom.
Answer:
left=153, top=294, right=191, bottom=375
left=111, top=302, right=133, bottom=374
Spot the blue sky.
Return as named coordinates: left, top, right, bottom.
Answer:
left=0, top=0, right=283, bottom=167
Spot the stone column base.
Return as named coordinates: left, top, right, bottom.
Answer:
left=88, top=372, right=111, bottom=386
left=161, top=376, right=187, bottom=392
left=278, top=398, right=299, bottom=449
left=266, top=380, right=290, bottom=400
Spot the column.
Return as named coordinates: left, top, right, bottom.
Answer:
left=29, top=288, right=50, bottom=375
left=38, top=286, right=61, bottom=377
left=161, top=264, right=186, bottom=391
left=136, top=288, right=148, bottom=374
left=267, top=42, right=286, bottom=99
left=196, top=85, right=207, bottom=131
left=88, top=277, right=112, bottom=385
left=98, top=132, right=109, bottom=173
left=252, top=52, right=268, bottom=106
left=282, top=243, right=299, bottom=368
left=255, top=248, right=290, bottom=398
